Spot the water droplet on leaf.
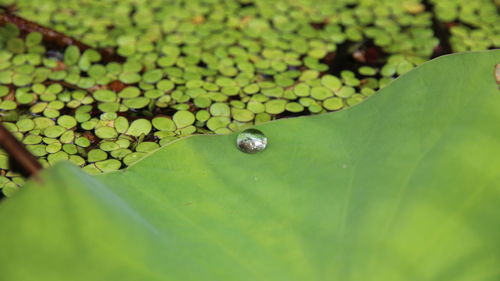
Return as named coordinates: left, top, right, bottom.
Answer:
left=236, top=129, right=267, bottom=154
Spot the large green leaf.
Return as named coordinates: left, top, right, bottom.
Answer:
left=1, top=51, right=499, bottom=280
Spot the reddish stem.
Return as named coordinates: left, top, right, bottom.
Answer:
left=0, top=123, right=42, bottom=177
left=0, top=11, right=124, bottom=62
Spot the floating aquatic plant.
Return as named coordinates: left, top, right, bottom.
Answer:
left=0, top=0, right=498, bottom=196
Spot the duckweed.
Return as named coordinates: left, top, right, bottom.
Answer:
left=0, top=0, right=498, bottom=196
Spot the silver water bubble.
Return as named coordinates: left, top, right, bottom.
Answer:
left=236, top=129, right=267, bottom=154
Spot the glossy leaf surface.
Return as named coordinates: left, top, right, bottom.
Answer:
left=1, top=51, right=499, bottom=280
